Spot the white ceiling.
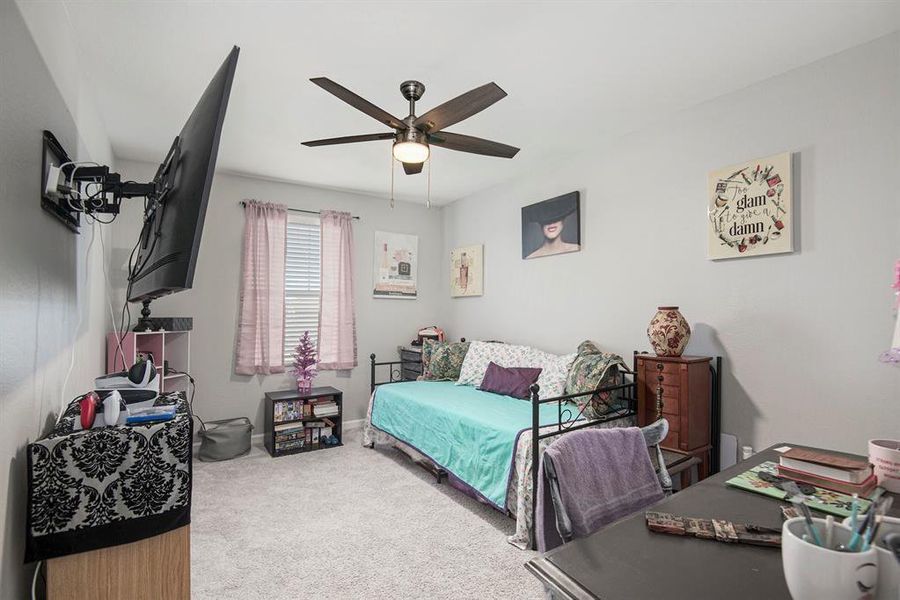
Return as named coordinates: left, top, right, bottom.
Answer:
left=40, top=1, right=899, bottom=204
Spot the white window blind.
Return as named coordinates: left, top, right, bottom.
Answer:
left=283, top=214, right=321, bottom=364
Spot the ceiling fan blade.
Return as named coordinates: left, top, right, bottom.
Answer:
left=428, top=131, right=519, bottom=158
left=413, top=82, right=507, bottom=133
left=302, top=132, right=395, bottom=147
left=402, top=161, right=424, bottom=175
left=310, top=77, right=407, bottom=130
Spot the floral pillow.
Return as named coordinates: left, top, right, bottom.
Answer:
left=456, top=341, right=576, bottom=399
left=565, top=340, right=627, bottom=418
left=421, top=339, right=438, bottom=374
left=421, top=341, right=470, bottom=381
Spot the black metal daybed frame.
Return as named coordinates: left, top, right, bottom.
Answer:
left=368, top=346, right=638, bottom=546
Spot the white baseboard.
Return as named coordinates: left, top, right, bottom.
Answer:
left=192, top=422, right=364, bottom=451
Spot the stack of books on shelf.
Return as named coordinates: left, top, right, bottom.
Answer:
left=274, top=400, right=305, bottom=423
left=313, top=400, right=339, bottom=418
left=274, top=422, right=306, bottom=452
left=776, top=447, right=876, bottom=496
left=273, top=420, right=336, bottom=453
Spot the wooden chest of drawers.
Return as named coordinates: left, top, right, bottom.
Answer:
left=635, top=354, right=712, bottom=482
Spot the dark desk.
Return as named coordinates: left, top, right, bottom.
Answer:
left=525, top=444, right=899, bottom=600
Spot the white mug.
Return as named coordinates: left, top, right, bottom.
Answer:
left=782, top=517, right=879, bottom=600
left=843, top=515, right=900, bottom=600
left=869, top=440, right=900, bottom=494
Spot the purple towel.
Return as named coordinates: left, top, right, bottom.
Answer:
left=536, top=427, right=664, bottom=552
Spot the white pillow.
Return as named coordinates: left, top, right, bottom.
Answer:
left=456, top=341, right=576, bottom=399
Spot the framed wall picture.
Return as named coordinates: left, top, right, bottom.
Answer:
left=707, top=152, right=793, bottom=260
left=373, top=231, right=418, bottom=299
left=450, top=244, right=483, bottom=297
left=521, top=191, right=581, bottom=259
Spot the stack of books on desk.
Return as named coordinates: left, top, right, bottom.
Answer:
left=776, top=447, right=876, bottom=496
left=313, top=400, right=339, bottom=417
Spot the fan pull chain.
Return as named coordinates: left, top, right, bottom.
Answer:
left=426, top=156, right=431, bottom=209
left=389, top=154, right=395, bottom=210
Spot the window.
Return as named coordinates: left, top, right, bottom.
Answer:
left=283, top=215, right=321, bottom=364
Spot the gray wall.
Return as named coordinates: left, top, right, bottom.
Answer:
left=441, top=34, right=900, bottom=455
left=111, top=160, right=445, bottom=431
left=1, top=2, right=113, bottom=596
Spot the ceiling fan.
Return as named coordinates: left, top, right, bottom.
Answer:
left=301, top=78, right=520, bottom=175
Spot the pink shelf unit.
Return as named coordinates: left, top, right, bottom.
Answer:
left=106, top=330, right=191, bottom=394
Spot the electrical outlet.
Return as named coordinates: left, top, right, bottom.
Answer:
left=44, top=164, right=63, bottom=197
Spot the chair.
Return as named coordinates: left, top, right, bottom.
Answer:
left=542, top=419, right=672, bottom=546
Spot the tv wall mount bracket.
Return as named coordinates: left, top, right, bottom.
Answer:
left=40, top=130, right=180, bottom=233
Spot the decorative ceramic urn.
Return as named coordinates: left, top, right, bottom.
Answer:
left=647, top=306, right=691, bottom=357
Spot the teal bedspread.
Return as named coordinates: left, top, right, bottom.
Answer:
left=370, top=381, right=576, bottom=509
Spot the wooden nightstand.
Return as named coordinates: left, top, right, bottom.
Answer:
left=635, top=353, right=713, bottom=482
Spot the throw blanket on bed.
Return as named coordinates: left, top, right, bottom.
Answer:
left=369, top=381, right=574, bottom=509
left=536, top=427, right=664, bottom=552
left=505, top=413, right=635, bottom=549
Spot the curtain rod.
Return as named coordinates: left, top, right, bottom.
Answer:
left=239, top=201, right=360, bottom=220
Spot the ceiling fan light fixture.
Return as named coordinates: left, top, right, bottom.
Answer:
left=392, top=141, right=429, bottom=164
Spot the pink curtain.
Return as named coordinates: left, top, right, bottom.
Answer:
left=318, top=210, right=357, bottom=370
left=235, top=201, right=287, bottom=375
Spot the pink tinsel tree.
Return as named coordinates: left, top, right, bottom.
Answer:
left=290, top=331, right=318, bottom=390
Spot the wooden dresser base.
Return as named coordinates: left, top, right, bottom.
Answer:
left=46, top=525, right=190, bottom=600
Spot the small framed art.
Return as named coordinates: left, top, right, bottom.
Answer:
left=521, top=191, right=581, bottom=260
left=707, top=152, right=793, bottom=260
left=373, top=231, right=418, bottom=298
left=450, top=244, right=483, bottom=297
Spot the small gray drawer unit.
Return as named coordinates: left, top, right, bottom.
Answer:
left=398, top=346, right=423, bottom=381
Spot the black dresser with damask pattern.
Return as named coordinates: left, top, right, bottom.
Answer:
left=25, top=391, right=193, bottom=563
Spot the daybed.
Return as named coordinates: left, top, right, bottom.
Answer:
left=363, top=342, right=640, bottom=549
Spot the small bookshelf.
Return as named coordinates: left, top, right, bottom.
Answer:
left=264, top=386, right=343, bottom=457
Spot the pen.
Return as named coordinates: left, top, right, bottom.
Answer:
left=825, top=515, right=834, bottom=549
left=849, top=494, right=859, bottom=532
left=862, top=515, right=883, bottom=552
left=849, top=509, right=874, bottom=551
left=791, top=498, right=822, bottom=546
left=861, top=497, right=893, bottom=551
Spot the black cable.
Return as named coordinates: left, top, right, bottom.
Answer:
left=165, top=367, right=204, bottom=430
left=86, top=212, right=117, bottom=225
left=80, top=182, right=121, bottom=224
left=129, top=200, right=167, bottom=281
left=117, top=231, right=143, bottom=348
left=116, top=183, right=171, bottom=347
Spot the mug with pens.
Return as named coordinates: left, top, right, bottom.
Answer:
left=842, top=493, right=900, bottom=600
left=782, top=490, right=900, bottom=600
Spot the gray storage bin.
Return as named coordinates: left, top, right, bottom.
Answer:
left=197, top=417, right=253, bottom=461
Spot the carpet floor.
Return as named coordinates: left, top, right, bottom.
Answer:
left=191, top=428, right=543, bottom=600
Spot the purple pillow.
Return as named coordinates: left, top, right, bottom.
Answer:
left=478, top=361, right=543, bottom=399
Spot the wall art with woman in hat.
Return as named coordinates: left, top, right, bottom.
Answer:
left=521, top=191, right=581, bottom=259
